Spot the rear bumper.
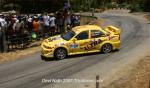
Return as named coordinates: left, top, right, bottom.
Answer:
left=112, top=41, right=121, bottom=50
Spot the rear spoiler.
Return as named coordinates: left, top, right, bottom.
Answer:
left=104, top=26, right=121, bottom=35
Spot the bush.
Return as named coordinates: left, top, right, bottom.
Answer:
left=118, top=3, right=131, bottom=9
left=129, top=3, right=142, bottom=12
left=141, top=0, right=150, bottom=12
left=105, top=3, right=116, bottom=9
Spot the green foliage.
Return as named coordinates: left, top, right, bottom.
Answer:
left=141, top=0, right=150, bottom=12
left=0, top=0, right=149, bottom=12
left=104, top=2, right=118, bottom=9
left=118, top=3, right=130, bottom=9
left=2, top=0, right=64, bottom=13
left=130, top=3, right=142, bottom=12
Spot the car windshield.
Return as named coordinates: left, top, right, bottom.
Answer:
left=61, top=30, right=76, bottom=41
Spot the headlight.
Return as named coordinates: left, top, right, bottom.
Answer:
left=44, top=39, right=49, bottom=43
left=43, top=45, right=52, bottom=49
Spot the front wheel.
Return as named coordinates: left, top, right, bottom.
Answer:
left=101, top=44, right=112, bottom=53
left=54, top=48, right=67, bottom=59
left=41, top=55, right=47, bottom=60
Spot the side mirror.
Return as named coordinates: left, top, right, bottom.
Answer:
left=72, top=38, right=77, bottom=42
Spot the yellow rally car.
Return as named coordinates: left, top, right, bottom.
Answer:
left=41, top=25, right=121, bottom=59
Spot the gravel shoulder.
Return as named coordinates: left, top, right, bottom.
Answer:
left=0, top=42, right=41, bottom=63
left=102, top=52, right=150, bottom=88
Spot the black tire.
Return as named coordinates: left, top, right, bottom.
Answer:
left=41, top=55, right=47, bottom=60
left=101, top=44, right=112, bottom=53
left=54, top=48, right=67, bottom=59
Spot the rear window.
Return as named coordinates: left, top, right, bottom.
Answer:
left=91, top=30, right=105, bottom=38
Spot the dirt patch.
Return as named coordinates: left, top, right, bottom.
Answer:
left=144, top=14, right=150, bottom=21
left=102, top=55, right=150, bottom=88
left=0, top=46, right=41, bottom=63
left=0, top=40, right=42, bottom=63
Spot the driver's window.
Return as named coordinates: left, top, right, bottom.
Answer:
left=75, top=31, right=89, bottom=40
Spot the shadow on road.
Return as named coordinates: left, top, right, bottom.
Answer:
left=41, top=50, right=119, bottom=62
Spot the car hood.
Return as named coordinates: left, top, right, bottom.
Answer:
left=42, top=35, right=66, bottom=48
left=43, top=35, right=66, bottom=47
left=48, top=35, right=64, bottom=42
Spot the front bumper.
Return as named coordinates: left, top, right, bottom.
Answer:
left=41, top=49, right=54, bottom=58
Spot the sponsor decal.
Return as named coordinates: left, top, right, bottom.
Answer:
left=69, top=43, right=79, bottom=48
left=91, top=32, right=101, bottom=37
left=48, top=36, right=61, bottom=42
left=55, top=43, right=65, bottom=47
left=83, top=39, right=102, bottom=50
left=52, top=36, right=61, bottom=40
left=108, top=36, right=117, bottom=40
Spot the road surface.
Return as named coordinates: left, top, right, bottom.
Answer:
left=0, top=10, right=150, bottom=88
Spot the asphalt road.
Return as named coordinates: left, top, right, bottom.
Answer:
left=0, top=10, right=150, bottom=88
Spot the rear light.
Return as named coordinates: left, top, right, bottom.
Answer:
left=119, top=35, right=120, bottom=40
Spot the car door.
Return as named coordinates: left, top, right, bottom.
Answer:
left=87, top=30, right=107, bottom=51
left=72, top=30, right=92, bottom=53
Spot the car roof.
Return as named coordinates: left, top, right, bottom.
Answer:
left=72, top=25, right=103, bottom=33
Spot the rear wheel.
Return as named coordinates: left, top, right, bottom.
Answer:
left=101, top=44, right=112, bottom=53
left=54, top=48, right=67, bottom=59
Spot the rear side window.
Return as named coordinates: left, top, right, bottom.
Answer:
left=91, top=30, right=105, bottom=38
left=75, top=31, right=89, bottom=40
